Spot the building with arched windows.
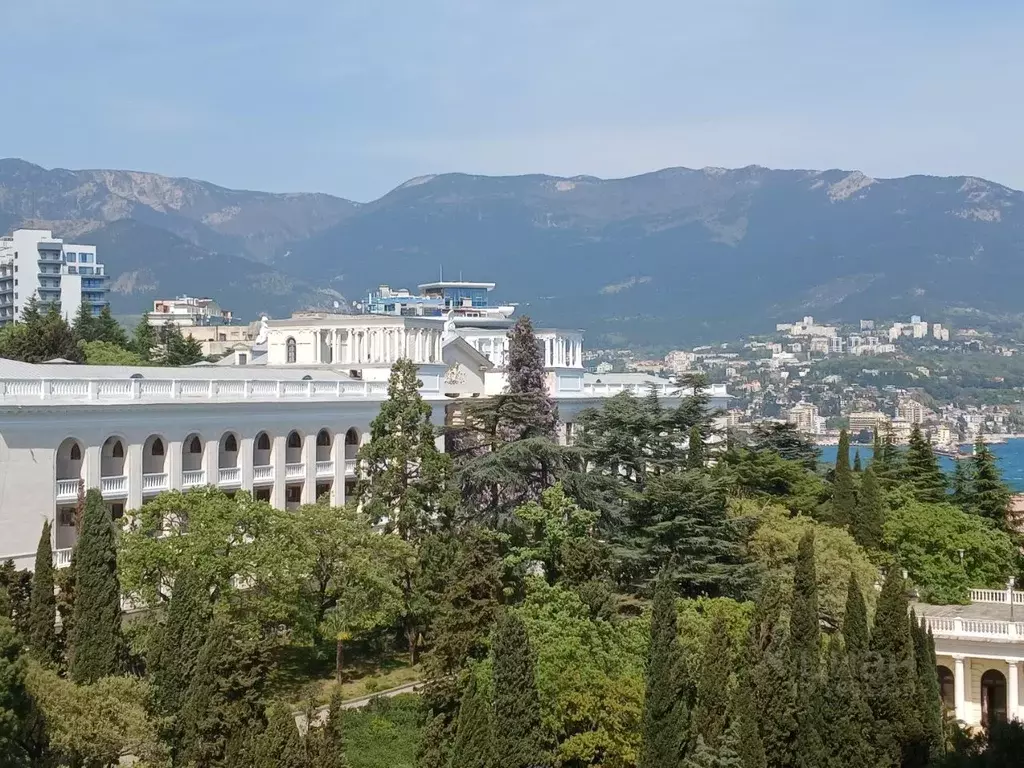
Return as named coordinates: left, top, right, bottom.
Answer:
left=0, top=312, right=714, bottom=572
left=920, top=589, right=1024, bottom=727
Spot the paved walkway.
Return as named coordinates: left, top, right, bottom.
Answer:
left=295, top=680, right=425, bottom=729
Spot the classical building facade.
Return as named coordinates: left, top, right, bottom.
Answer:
left=921, top=588, right=1024, bottom=728
left=0, top=312, right=699, bottom=572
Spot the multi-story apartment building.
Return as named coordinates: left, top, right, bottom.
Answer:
left=848, top=410, right=890, bottom=436
left=787, top=402, right=821, bottom=435
left=898, top=398, right=927, bottom=425
left=150, top=296, right=233, bottom=327
left=0, top=229, right=109, bottom=325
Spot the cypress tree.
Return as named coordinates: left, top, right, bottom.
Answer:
left=911, top=615, right=943, bottom=765
left=821, top=636, right=875, bottom=768
left=851, top=467, right=885, bottom=551
left=873, top=428, right=903, bottom=488
left=842, top=574, right=869, bottom=666
left=450, top=671, right=495, bottom=768
left=492, top=611, right=545, bottom=768
left=833, top=430, right=856, bottom=526
left=729, top=679, right=766, bottom=768
left=903, top=424, right=946, bottom=503
left=28, top=521, right=58, bottom=665
left=151, top=567, right=212, bottom=748
left=684, top=736, right=731, bottom=768
left=969, top=437, right=1011, bottom=528
left=251, top=704, right=307, bottom=768
left=688, top=425, right=706, bottom=470
left=866, top=567, right=919, bottom=768
left=853, top=450, right=862, bottom=473
left=747, top=581, right=797, bottom=768
left=640, top=575, right=689, bottom=768
left=715, top=719, right=746, bottom=768
left=691, top=614, right=732, bottom=747
left=0, top=613, right=35, bottom=768
left=789, top=531, right=826, bottom=768
left=504, top=315, right=558, bottom=439
left=309, top=689, right=348, bottom=768
left=68, top=488, right=123, bottom=684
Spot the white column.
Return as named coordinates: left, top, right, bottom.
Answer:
left=303, top=433, right=316, bottom=504
left=166, top=441, right=183, bottom=490
left=204, top=438, right=218, bottom=486
left=954, top=655, right=967, bottom=722
left=1010, top=660, right=1020, bottom=721
left=127, top=442, right=143, bottom=509
left=240, top=436, right=254, bottom=492
left=271, top=435, right=286, bottom=509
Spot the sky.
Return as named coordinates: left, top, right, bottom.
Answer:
left=4, top=1, right=1023, bottom=201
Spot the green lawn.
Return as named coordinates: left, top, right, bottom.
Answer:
left=270, top=643, right=423, bottom=706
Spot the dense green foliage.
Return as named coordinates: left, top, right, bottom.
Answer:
left=27, top=522, right=58, bottom=666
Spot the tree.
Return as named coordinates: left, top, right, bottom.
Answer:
left=749, top=422, right=819, bottom=470
left=309, top=689, right=348, bottom=768
left=866, top=567, right=920, bottom=768
left=873, top=428, right=903, bottom=488
left=0, top=615, right=36, bottom=768
left=688, top=425, right=706, bottom=470
left=251, top=704, right=307, bottom=768
left=746, top=580, right=797, bottom=768
left=450, top=669, right=495, bottom=768
left=507, top=483, right=599, bottom=586
left=690, top=614, right=732, bottom=748
left=157, top=322, right=205, bottom=366
left=179, top=617, right=270, bottom=768
left=788, top=530, right=826, bottom=768
left=82, top=339, right=147, bottom=365
left=950, top=460, right=974, bottom=511
left=851, top=466, right=885, bottom=551
left=853, top=450, right=862, bottom=473
left=93, top=305, right=128, bottom=347
left=729, top=683, right=766, bottom=768
left=68, top=488, right=123, bottom=684
left=640, top=574, right=689, bottom=768
left=820, top=636, right=875, bottom=768
left=904, top=425, right=946, bottom=503
left=883, top=500, right=1015, bottom=604
left=492, top=611, right=546, bottom=768
left=72, top=301, right=97, bottom=342
left=504, top=315, right=558, bottom=439
left=27, top=523, right=58, bottom=666
left=132, top=314, right=158, bottom=361
left=911, top=614, right=943, bottom=765
left=832, top=429, right=856, bottom=526
left=627, top=471, right=753, bottom=598
left=0, top=302, right=83, bottom=363
left=149, top=567, right=212, bottom=744
left=0, top=562, right=32, bottom=640
left=967, top=438, right=1011, bottom=529
left=843, top=574, right=869, bottom=666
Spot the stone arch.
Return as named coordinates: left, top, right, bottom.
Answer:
left=344, top=427, right=360, bottom=460
left=253, top=431, right=272, bottom=467
left=982, top=669, right=1007, bottom=728
left=56, top=437, right=85, bottom=480
left=182, top=433, right=204, bottom=472
left=286, top=430, right=304, bottom=464
left=142, top=435, right=167, bottom=474
left=315, top=428, right=333, bottom=462
left=286, top=337, right=297, bottom=364
left=936, top=665, right=954, bottom=711
left=219, top=432, right=240, bottom=469
left=100, top=436, right=126, bottom=477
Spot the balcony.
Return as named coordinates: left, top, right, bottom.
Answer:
left=253, top=465, right=274, bottom=485
left=100, top=475, right=127, bottom=498
left=181, top=469, right=206, bottom=489
left=53, top=548, right=73, bottom=569
left=55, top=478, right=80, bottom=502
left=345, top=459, right=357, bottom=477
left=315, top=460, right=334, bottom=478
left=218, top=466, right=241, bottom=487
left=922, top=615, right=1024, bottom=643
left=142, top=473, right=169, bottom=494
left=285, top=463, right=305, bottom=481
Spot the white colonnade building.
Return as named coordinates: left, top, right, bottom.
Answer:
left=0, top=312, right=711, bottom=572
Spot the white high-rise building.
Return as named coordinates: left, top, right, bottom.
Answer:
left=0, top=229, right=109, bottom=326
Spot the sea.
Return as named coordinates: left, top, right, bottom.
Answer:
left=818, top=438, right=1024, bottom=492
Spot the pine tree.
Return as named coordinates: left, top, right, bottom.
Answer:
left=873, top=428, right=903, bottom=488
left=492, top=611, right=545, bottom=768
left=691, top=614, right=732, bottom=747
left=151, top=567, right=212, bottom=750
left=789, top=530, right=826, bottom=768
left=832, top=429, right=856, bottom=526
left=132, top=314, right=157, bottom=361
left=821, top=636, right=875, bottom=768
left=688, top=425, right=706, bottom=470
left=903, top=424, right=946, bottom=503
left=853, top=450, right=862, bottom=472
left=851, top=466, right=885, bottom=551
left=72, top=301, right=97, bottom=343
left=450, top=670, right=495, bottom=768
left=28, top=521, right=58, bottom=665
left=251, top=704, right=307, bottom=768
left=866, top=567, right=919, bottom=768
left=68, top=488, right=123, bottom=684
left=911, top=614, right=943, bottom=765
left=729, top=683, right=766, bottom=768
left=968, top=437, right=1011, bottom=528
left=309, top=689, right=348, bottom=768
left=640, top=575, right=689, bottom=768
left=94, top=305, right=128, bottom=347
left=950, top=459, right=974, bottom=510
left=504, top=315, right=558, bottom=439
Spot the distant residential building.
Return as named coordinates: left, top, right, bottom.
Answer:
left=786, top=316, right=838, bottom=338
left=179, top=324, right=255, bottom=358
left=933, top=323, right=950, bottom=342
left=0, top=229, right=109, bottom=326
left=725, top=409, right=744, bottom=428
left=150, top=296, right=233, bottom=327
left=809, top=338, right=830, bottom=354
left=787, top=402, right=821, bottom=435
left=860, top=319, right=875, bottom=331
left=665, top=350, right=696, bottom=373
left=848, top=410, right=890, bottom=436
left=594, top=361, right=614, bottom=374
left=898, top=399, right=927, bottom=425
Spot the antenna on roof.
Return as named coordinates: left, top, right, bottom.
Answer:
left=439, top=265, right=443, bottom=282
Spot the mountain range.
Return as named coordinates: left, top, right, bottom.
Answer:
left=2, top=158, right=1023, bottom=346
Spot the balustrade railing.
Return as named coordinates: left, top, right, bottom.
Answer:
left=142, top=473, right=169, bottom=493
left=53, top=548, right=73, bottom=569
left=181, top=469, right=206, bottom=488
left=285, top=463, right=305, bottom=480
left=218, top=466, right=242, bottom=486
left=55, top=478, right=80, bottom=501
left=253, top=465, right=274, bottom=483
left=345, top=458, right=357, bottom=477
left=922, top=614, right=1024, bottom=641
left=968, top=588, right=1024, bottom=605
left=99, top=475, right=127, bottom=497
left=315, top=460, right=334, bottom=477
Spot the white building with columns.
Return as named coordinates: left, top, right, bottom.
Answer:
left=920, top=588, right=1024, bottom=728
left=0, top=311, right=694, bottom=572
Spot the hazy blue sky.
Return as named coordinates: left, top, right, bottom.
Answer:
left=5, top=1, right=1021, bottom=200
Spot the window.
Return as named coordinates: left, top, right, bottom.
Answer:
left=287, top=432, right=302, bottom=449
left=256, top=433, right=271, bottom=451
left=112, top=441, right=124, bottom=458
left=224, top=434, right=238, bottom=452
left=70, top=443, right=81, bottom=461
left=316, top=429, right=331, bottom=447
left=188, top=436, right=202, bottom=454
left=65, top=252, right=76, bottom=262
left=151, top=438, right=164, bottom=456
left=286, top=337, right=297, bottom=363
left=238, top=353, right=248, bottom=365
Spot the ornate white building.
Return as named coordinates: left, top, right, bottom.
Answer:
left=921, top=588, right=1024, bottom=728
left=0, top=312, right=704, bottom=572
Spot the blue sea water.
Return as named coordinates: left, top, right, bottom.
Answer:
left=818, top=438, right=1024, bottom=492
